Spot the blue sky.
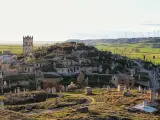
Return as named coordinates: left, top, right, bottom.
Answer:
left=0, top=0, right=160, bottom=43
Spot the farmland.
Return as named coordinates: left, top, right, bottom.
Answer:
left=95, top=43, right=160, bottom=64
left=0, top=45, right=22, bottom=55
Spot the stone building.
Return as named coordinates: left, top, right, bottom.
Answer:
left=112, top=74, right=135, bottom=88
left=23, top=36, right=33, bottom=55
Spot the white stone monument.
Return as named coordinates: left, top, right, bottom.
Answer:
left=106, top=86, right=110, bottom=92
left=138, top=86, right=141, bottom=91
left=117, top=85, right=121, bottom=92
left=85, top=87, right=92, bottom=95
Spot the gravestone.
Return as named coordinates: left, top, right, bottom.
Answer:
left=14, top=89, right=17, bottom=94
left=106, top=86, right=110, bottom=92
left=47, top=88, right=51, bottom=93
left=85, top=87, right=92, bottom=95
left=76, top=107, right=88, bottom=113
left=51, top=87, right=56, bottom=94
left=138, top=86, right=141, bottom=91
left=23, top=88, right=26, bottom=95
left=61, top=85, right=65, bottom=92
left=17, top=87, right=20, bottom=95
left=106, top=69, right=109, bottom=75
left=138, top=74, right=141, bottom=80
left=142, top=100, right=147, bottom=107
left=117, top=85, right=121, bottom=92
left=38, top=86, right=41, bottom=91
left=26, top=89, right=29, bottom=92
left=156, top=92, right=159, bottom=98
left=150, top=90, right=154, bottom=103
left=85, top=77, right=89, bottom=86
left=124, top=85, right=127, bottom=91
left=98, top=65, right=103, bottom=73
left=144, top=88, right=146, bottom=94
left=59, top=89, right=63, bottom=97
left=65, top=86, right=68, bottom=92
left=77, top=71, right=85, bottom=85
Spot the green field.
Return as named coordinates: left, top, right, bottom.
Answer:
left=0, top=45, right=22, bottom=55
left=95, top=43, right=160, bottom=64
left=0, top=45, right=39, bottom=55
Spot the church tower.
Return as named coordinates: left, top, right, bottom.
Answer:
left=23, top=36, right=33, bottom=55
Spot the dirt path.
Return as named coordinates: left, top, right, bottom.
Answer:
left=26, top=93, right=95, bottom=115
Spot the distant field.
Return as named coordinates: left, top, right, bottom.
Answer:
left=0, top=45, right=22, bottom=54
left=95, top=43, right=160, bottom=64
left=0, top=45, right=40, bottom=55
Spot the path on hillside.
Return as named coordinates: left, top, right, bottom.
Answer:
left=26, top=93, right=95, bottom=115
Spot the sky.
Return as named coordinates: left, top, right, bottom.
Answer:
left=0, top=0, right=160, bottom=44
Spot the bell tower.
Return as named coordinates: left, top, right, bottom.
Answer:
left=23, top=35, right=33, bottom=55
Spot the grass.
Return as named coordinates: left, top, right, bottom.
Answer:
left=0, top=45, right=22, bottom=55
left=3, top=89, right=160, bottom=120
left=0, top=45, right=39, bottom=55
left=95, top=43, right=160, bottom=64
left=27, top=88, right=160, bottom=120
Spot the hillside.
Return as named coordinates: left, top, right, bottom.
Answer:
left=67, top=37, right=160, bottom=46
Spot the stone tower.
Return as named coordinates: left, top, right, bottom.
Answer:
left=23, top=36, right=33, bottom=55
